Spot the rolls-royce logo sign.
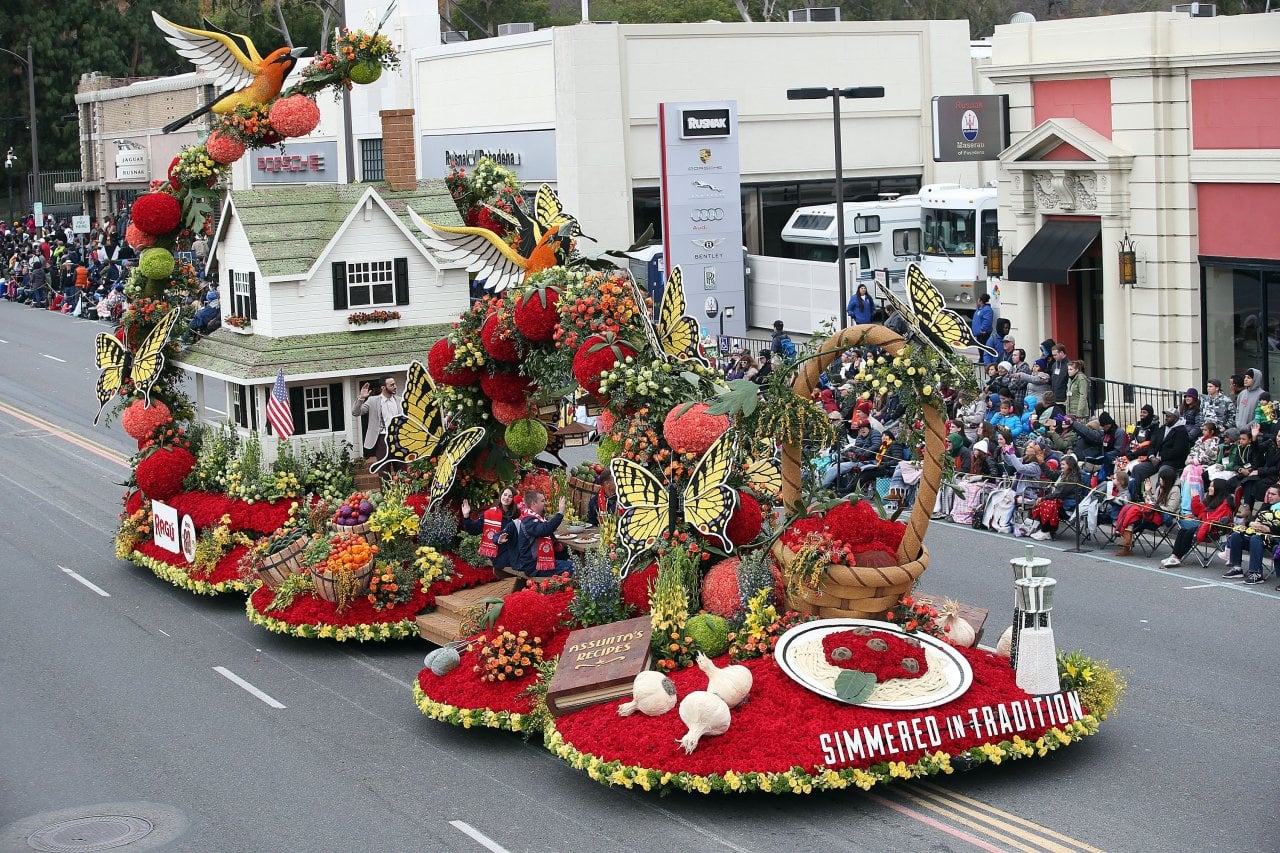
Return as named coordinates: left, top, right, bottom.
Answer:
left=681, top=108, right=733, bottom=140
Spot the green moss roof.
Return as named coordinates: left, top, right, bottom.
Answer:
left=177, top=323, right=452, bottom=383
left=229, top=180, right=464, bottom=278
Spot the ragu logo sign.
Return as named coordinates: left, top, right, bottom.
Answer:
left=680, top=108, right=732, bottom=139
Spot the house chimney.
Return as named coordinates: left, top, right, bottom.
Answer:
left=379, top=108, right=417, bottom=191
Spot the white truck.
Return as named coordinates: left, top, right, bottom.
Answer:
left=917, top=182, right=999, bottom=312
left=779, top=194, right=923, bottom=295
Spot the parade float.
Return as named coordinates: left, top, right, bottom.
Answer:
left=99, top=8, right=1124, bottom=792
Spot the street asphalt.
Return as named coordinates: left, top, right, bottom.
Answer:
left=0, top=302, right=1275, bottom=852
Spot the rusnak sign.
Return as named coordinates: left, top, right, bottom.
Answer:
left=931, top=95, right=1010, bottom=162
left=658, top=100, right=745, bottom=338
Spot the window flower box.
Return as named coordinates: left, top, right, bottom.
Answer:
left=348, top=309, right=402, bottom=330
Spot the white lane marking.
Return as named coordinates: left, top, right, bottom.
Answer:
left=449, top=821, right=510, bottom=853
left=1182, top=583, right=1217, bottom=589
left=59, top=565, right=110, bottom=597
left=213, top=666, right=286, bottom=708
left=158, top=629, right=170, bottom=637
left=204, top=406, right=226, bottom=415
left=39, top=353, right=68, bottom=363
left=0, top=338, right=8, bottom=343
left=337, top=648, right=412, bottom=689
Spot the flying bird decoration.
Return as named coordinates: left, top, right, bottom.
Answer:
left=408, top=184, right=585, bottom=293
left=152, top=13, right=307, bottom=134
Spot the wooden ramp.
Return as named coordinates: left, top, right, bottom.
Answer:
left=416, top=578, right=517, bottom=646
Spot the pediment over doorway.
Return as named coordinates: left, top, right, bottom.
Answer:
left=999, top=119, right=1133, bottom=217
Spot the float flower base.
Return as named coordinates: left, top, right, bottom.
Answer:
left=543, top=647, right=1102, bottom=795
left=128, top=542, right=255, bottom=595
left=244, top=556, right=495, bottom=642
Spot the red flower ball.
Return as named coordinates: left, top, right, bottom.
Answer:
left=205, top=131, right=246, bottom=165
left=725, top=491, right=763, bottom=546
left=134, top=447, right=195, bottom=502
left=662, top=402, right=730, bottom=456
left=572, top=335, right=635, bottom=400
left=496, top=589, right=565, bottom=642
left=469, top=448, right=500, bottom=483
left=130, top=192, right=181, bottom=237
left=426, top=338, right=479, bottom=387
left=124, top=490, right=145, bottom=517
left=166, top=156, right=183, bottom=190
left=481, top=314, right=520, bottom=362
left=481, top=371, right=533, bottom=406
left=701, top=557, right=743, bottom=618
left=121, top=399, right=173, bottom=442
left=620, top=562, right=658, bottom=613
left=513, top=289, right=559, bottom=342
left=125, top=222, right=157, bottom=251
left=596, top=410, right=616, bottom=434
left=491, top=398, right=530, bottom=426
left=268, top=95, right=321, bottom=138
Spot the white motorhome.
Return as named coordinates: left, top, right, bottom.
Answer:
left=917, top=183, right=999, bottom=312
left=780, top=195, right=923, bottom=294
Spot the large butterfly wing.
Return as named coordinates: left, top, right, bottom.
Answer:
left=532, top=184, right=581, bottom=240
left=130, top=307, right=182, bottom=408
left=426, top=427, right=486, bottom=510
left=656, top=266, right=709, bottom=366
left=744, top=455, right=782, bottom=499
left=371, top=361, right=445, bottom=474
left=905, top=264, right=997, bottom=357
left=93, top=333, right=128, bottom=424
left=609, top=457, right=670, bottom=576
left=682, top=431, right=740, bottom=551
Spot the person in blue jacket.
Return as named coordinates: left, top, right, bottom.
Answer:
left=515, top=491, right=574, bottom=577
left=971, top=293, right=994, bottom=343
left=847, top=283, right=876, bottom=326
left=983, top=317, right=1011, bottom=365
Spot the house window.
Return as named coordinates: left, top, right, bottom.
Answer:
left=346, top=260, right=395, bottom=307
left=361, top=138, right=385, bottom=182
left=232, top=271, right=253, bottom=318
left=304, top=386, right=331, bottom=432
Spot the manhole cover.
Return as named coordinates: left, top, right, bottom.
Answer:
left=26, top=816, right=154, bottom=852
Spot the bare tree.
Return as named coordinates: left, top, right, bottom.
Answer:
left=732, top=0, right=788, bottom=21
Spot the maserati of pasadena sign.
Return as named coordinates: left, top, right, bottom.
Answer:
left=931, top=95, right=1010, bottom=162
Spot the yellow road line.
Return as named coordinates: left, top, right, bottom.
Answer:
left=919, top=782, right=1107, bottom=853
left=0, top=400, right=130, bottom=469
left=893, top=788, right=1044, bottom=853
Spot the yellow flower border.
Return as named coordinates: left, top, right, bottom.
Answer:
left=128, top=549, right=255, bottom=597
left=412, top=679, right=531, bottom=733
left=541, top=715, right=1101, bottom=795
left=244, top=590, right=420, bottom=642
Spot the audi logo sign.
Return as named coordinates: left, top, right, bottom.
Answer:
left=690, top=208, right=724, bottom=222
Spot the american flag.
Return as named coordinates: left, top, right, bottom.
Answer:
left=266, top=368, right=294, bottom=439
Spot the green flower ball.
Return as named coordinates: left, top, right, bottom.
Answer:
left=597, top=436, right=622, bottom=465
left=505, top=418, right=548, bottom=457
left=685, top=613, right=731, bottom=657
left=348, top=60, right=382, bottom=84
left=138, top=247, right=176, bottom=281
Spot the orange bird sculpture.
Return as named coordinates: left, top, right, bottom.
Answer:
left=152, top=12, right=307, bottom=134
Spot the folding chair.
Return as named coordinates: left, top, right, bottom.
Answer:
left=1134, top=515, right=1178, bottom=557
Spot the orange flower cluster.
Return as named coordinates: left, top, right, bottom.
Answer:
left=610, top=407, right=661, bottom=464
left=472, top=629, right=543, bottom=682
left=655, top=629, right=698, bottom=672
left=367, top=566, right=409, bottom=611
left=317, top=532, right=376, bottom=576
left=554, top=273, right=646, bottom=350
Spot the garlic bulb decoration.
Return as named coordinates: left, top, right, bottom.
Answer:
left=938, top=600, right=977, bottom=648
left=677, top=691, right=731, bottom=754
left=617, top=670, right=677, bottom=717
left=995, top=626, right=1014, bottom=658
left=696, top=652, right=753, bottom=708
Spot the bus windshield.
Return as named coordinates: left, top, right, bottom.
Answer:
left=923, top=209, right=977, bottom=257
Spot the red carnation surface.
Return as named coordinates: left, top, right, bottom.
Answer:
left=821, top=628, right=927, bottom=681
left=130, top=192, right=181, bottom=237
left=481, top=372, right=533, bottom=406
left=662, top=402, right=730, bottom=456
left=468, top=448, right=500, bottom=483
left=491, top=399, right=530, bottom=426
left=573, top=335, right=635, bottom=400
left=137, top=540, right=249, bottom=586
left=417, top=627, right=571, bottom=713
left=125, top=222, right=158, bottom=251
left=426, top=338, right=479, bottom=387
left=496, top=588, right=573, bottom=643
left=517, top=469, right=553, bottom=500
left=481, top=314, right=521, bottom=362
left=513, top=289, right=560, bottom=342
left=121, top=399, right=172, bottom=442
left=166, top=157, right=183, bottom=191
left=725, top=491, right=763, bottom=546
left=268, top=95, right=321, bottom=138
left=135, top=447, right=195, bottom=502
left=552, top=647, right=1070, bottom=778
left=205, top=131, right=246, bottom=165
left=621, top=562, right=658, bottom=613
left=124, top=490, right=145, bottom=517
left=781, top=500, right=906, bottom=555
left=161, top=491, right=293, bottom=537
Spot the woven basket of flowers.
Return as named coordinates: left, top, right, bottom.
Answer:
left=255, top=530, right=310, bottom=589
left=771, top=324, right=946, bottom=619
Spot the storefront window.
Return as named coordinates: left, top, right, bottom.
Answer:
left=1202, top=262, right=1280, bottom=393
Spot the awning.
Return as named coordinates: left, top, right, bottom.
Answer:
left=1007, top=220, right=1100, bottom=285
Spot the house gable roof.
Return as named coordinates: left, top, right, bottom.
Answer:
left=999, top=118, right=1133, bottom=171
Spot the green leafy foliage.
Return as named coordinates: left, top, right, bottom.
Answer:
left=835, top=669, right=877, bottom=704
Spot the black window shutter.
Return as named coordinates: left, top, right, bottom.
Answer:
left=236, top=384, right=248, bottom=429
left=332, top=261, right=348, bottom=310
left=248, top=271, right=258, bottom=319
left=328, top=383, right=345, bottom=432
left=394, top=257, right=409, bottom=306
left=288, top=386, right=307, bottom=436
left=250, top=387, right=259, bottom=431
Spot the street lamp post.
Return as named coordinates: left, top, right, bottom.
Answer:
left=0, top=43, right=40, bottom=215
left=787, top=86, right=885, bottom=328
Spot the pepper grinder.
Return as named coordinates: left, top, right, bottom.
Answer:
left=1009, top=544, right=1051, bottom=669
left=1014, top=576, right=1061, bottom=696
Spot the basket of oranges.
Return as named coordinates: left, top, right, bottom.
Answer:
left=310, top=532, right=377, bottom=603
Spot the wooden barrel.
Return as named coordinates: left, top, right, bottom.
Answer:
left=776, top=324, right=946, bottom=619
left=256, top=534, right=309, bottom=589
left=310, top=560, right=374, bottom=603
left=567, top=475, right=600, bottom=520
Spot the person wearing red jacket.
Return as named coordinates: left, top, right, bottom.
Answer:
left=1162, top=478, right=1233, bottom=567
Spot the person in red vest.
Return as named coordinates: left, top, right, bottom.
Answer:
left=460, top=487, right=519, bottom=576
left=515, top=491, right=573, bottom=578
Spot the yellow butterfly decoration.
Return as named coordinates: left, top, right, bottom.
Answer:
left=93, top=306, right=181, bottom=424
left=744, top=454, right=782, bottom=499
left=634, top=266, right=709, bottom=367
left=426, top=426, right=487, bottom=511
left=609, top=430, right=738, bottom=575
left=878, top=264, right=997, bottom=359
left=371, top=360, right=446, bottom=474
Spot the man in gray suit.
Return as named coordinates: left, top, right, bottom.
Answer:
left=353, top=376, right=403, bottom=464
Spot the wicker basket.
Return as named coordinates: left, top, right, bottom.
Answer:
left=334, top=520, right=379, bottom=546
left=775, top=324, right=946, bottom=619
left=256, top=534, right=309, bottom=589
left=310, top=559, right=374, bottom=603
left=568, top=474, right=601, bottom=520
